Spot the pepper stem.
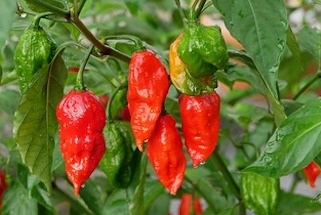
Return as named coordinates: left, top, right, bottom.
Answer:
left=174, top=0, right=189, bottom=28
left=32, top=11, right=54, bottom=28
left=104, top=35, right=145, bottom=51
left=75, top=45, right=94, bottom=90
left=107, top=85, right=126, bottom=123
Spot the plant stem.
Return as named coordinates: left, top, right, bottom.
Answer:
left=195, top=0, right=207, bottom=18
left=106, top=85, right=126, bottom=123
left=174, top=0, right=188, bottom=28
left=72, top=16, right=131, bottom=63
left=33, top=12, right=53, bottom=27
left=27, top=0, right=70, bottom=18
left=78, top=0, right=87, bottom=15
left=212, top=151, right=246, bottom=215
left=75, top=45, right=94, bottom=90
left=293, top=72, right=321, bottom=100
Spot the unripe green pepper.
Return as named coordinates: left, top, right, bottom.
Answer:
left=169, top=33, right=217, bottom=96
left=100, top=121, right=134, bottom=188
left=14, top=25, right=56, bottom=94
left=240, top=172, right=279, bottom=215
left=178, top=24, right=229, bottom=76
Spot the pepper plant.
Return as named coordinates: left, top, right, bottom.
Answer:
left=0, top=0, right=321, bottom=215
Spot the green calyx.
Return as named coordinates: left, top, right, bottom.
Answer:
left=14, top=25, right=56, bottom=94
left=177, top=24, right=229, bottom=76
left=100, top=121, right=134, bottom=188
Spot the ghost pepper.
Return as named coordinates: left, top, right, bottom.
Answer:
left=303, top=161, right=321, bottom=188
left=146, top=114, right=186, bottom=195
left=56, top=90, right=106, bottom=195
left=179, top=194, right=203, bottom=215
left=179, top=91, right=220, bottom=167
left=0, top=171, right=7, bottom=209
left=127, top=50, right=169, bottom=151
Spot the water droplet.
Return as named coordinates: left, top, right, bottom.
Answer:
left=20, top=13, right=27, bottom=18
left=200, top=161, right=206, bottom=165
left=81, top=184, right=85, bottom=188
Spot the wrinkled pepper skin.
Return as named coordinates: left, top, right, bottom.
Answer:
left=0, top=171, right=8, bottom=208
left=56, top=90, right=106, bottom=195
left=178, top=24, right=229, bottom=75
left=240, top=172, right=279, bottom=215
left=179, top=194, right=203, bottom=215
left=14, top=25, right=56, bottom=94
left=127, top=50, right=169, bottom=151
left=100, top=121, right=134, bottom=188
left=303, top=161, right=321, bottom=188
left=169, top=34, right=217, bottom=96
left=146, top=114, right=186, bottom=195
left=179, top=91, right=220, bottom=167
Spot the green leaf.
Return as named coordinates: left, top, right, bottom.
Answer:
left=212, top=0, right=288, bottom=97
left=102, top=189, right=129, bottom=215
left=13, top=56, right=67, bottom=191
left=244, top=98, right=321, bottom=177
left=0, top=0, right=16, bottom=58
left=0, top=90, right=20, bottom=116
left=146, top=194, right=170, bottom=215
left=124, top=0, right=146, bottom=15
left=298, top=26, right=321, bottom=67
left=275, top=191, right=321, bottom=215
left=286, top=27, right=303, bottom=73
left=31, top=186, right=55, bottom=213
left=2, top=182, right=38, bottom=215
left=80, top=179, right=104, bottom=215
left=313, top=0, right=321, bottom=4
left=143, top=180, right=165, bottom=212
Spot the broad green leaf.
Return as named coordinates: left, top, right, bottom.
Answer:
left=0, top=0, right=15, bottom=61
left=244, top=98, right=321, bottom=177
left=198, top=178, right=231, bottom=213
left=275, top=191, right=321, bottom=215
left=212, top=0, right=288, bottom=97
left=286, top=27, right=303, bottom=73
left=13, top=56, right=67, bottom=191
left=298, top=26, right=321, bottom=67
left=24, top=0, right=69, bottom=13
left=0, top=90, right=20, bottom=116
left=80, top=179, right=104, bottom=215
left=143, top=180, right=165, bottom=212
left=124, top=0, right=146, bottom=15
left=2, top=182, right=38, bottom=215
left=31, top=186, right=55, bottom=213
left=146, top=194, right=170, bottom=215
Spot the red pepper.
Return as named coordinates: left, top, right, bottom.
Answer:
left=146, top=114, right=186, bottom=195
left=179, top=194, right=203, bottom=215
left=303, top=161, right=321, bottom=188
left=127, top=50, right=170, bottom=151
left=179, top=91, right=220, bottom=167
left=56, top=90, right=106, bottom=195
left=0, top=171, right=7, bottom=209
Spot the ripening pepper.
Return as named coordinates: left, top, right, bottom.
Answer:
left=169, top=34, right=217, bottom=96
left=240, top=172, right=279, bottom=215
left=100, top=121, right=134, bottom=188
left=127, top=50, right=170, bottom=151
left=147, top=114, right=186, bottom=195
left=179, top=194, right=203, bottom=215
left=177, top=24, right=229, bottom=76
left=179, top=91, right=220, bottom=167
left=0, top=171, right=8, bottom=209
left=303, top=161, right=321, bottom=188
left=14, top=25, right=56, bottom=94
left=56, top=90, right=106, bottom=195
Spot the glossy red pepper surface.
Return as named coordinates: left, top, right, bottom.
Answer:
left=179, top=194, right=203, bottom=215
left=56, top=90, right=106, bottom=195
left=127, top=50, right=169, bottom=151
left=179, top=91, right=220, bottom=167
left=146, top=114, right=186, bottom=195
left=303, top=161, right=321, bottom=188
left=0, top=171, right=7, bottom=208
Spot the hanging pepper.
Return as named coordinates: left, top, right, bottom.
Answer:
left=14, top=25, right=56, bottom=94
left=303, top=161, right=321, bottom=188
left=100, top=121, right=134, bottom=188
left=179, top=91, right=220, bottom=167
left=179, top=194, right=203, bottom=215
left=240, top=172, right=279, bottom=215
left=146, top=114, right=186, bottom=195
left=56, top=90, right=106, bottom=195
left=169, top=34, right=217, bottom=96
left=0, top=171, right=8, bottom=209
left=127, top=50, right=170, bottom=151
left=178, top=24, right=229, bottom=76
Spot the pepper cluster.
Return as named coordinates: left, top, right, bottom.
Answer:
left=126, top=19, right=227, bottom=194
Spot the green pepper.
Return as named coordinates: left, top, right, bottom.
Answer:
left=177, top=24, right=229, bottom=77
left=169, top=33, right=217, bottom=96
left=100, top=121, right=134, bottom=188
left=240, top=172, right=279, bottom=215
left=14, top=25, right=56, bottom=94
